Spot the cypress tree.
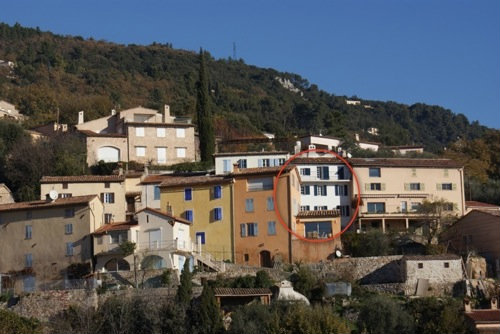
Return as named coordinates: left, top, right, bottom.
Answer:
left=176, top=258, right=192, bottom=306
left=189, top=284, right=224, bottom=334
left=196, top=48, right=215, bottom=163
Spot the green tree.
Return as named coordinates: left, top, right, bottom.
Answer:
left=357, top=295, right=414, bottom=334
left=176, top=258, right=193, bottom=306
left=416, top=198, right=458, bottom=245
left=254, top=270, right=273, bottom=288
left=188, top=284, right=224, bottom=334
left=228, top=304, right=280, bottom=334
left=196, top=48, right=215, bottom=163
left=0, top=309, right=42, bottom=334
left=119, top=241, right=138, bottom=288
left=343, top=230, right=391, bottom=257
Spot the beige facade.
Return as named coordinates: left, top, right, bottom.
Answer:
left=0, top=196, right=103, bottom=292
left=350, top=158, right=465, bottom=233
left=0, top=183, right=14, bottom=204
left=40, top=175, right=129, bottom=223
left=76, top=105, right=195, bottom=166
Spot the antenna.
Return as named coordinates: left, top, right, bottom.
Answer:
left=233, top=42, right=236, bottom=59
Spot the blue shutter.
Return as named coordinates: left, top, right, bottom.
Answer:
left=240, top=224, right=246, bottom=237
left=314, top=185, right=318, bottom=196
left=323, top=167, right=329, bottom=180
left=267, top=197, right=274, bottom=210
left=254, top=223, right=258, bottom=236
left=185, top=210, right=193, bottom=222
left=214, top=185, right=222, bottom=199
left=258, top=159, right=263, bottom=167
left=196, top=232, right=205, bottom=244
left=184, top=188, right=192, bottom=201
left=323, top=185, right=327, bottom=196
left=344, top=185, right=348, bottom=196
left=334, top=185, right=339, bottom=196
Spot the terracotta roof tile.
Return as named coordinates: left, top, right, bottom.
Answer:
left=296, top=210, right=340, bottom=218
left=93, top=222, right=138, bottom=234
left=0, top=195, right=98, bottom=213
left=136, top=207, right=192, bottom=225
left=230, top=166, right=295, bottom=177
left=160, top=175, right=230, bottom=187
left=77, top=129, right=127, bottom=138
left=292, top=157, right=342, bottom=164
left=214, top=151, right=289, bottom=157
left=41, top=175, right=125, bottom=183
left=466, top=201, right=500, bottom=208
left=402, top=254, right=461, bottom=261
left=348, top=158, right=462, bottom=168
left=140, top=174, right=174, bottom=185
left=466, top=310, right=500, bottom=323
left=125, top=122, right=193, bottom=128
left=213, top=287, right=272, bottom=296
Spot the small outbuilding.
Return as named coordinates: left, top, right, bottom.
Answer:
left=213, top=287, right=272, bottom=308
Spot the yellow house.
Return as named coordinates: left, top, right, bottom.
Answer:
left=159, top=175, right=234, bottom=262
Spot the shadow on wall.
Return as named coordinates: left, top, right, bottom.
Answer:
left=359, top=260, right=403, bottom=284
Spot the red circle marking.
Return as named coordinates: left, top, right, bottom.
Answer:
left=272, top=148, right=361, bottom=243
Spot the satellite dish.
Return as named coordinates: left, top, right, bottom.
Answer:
left=335, top=250, right=342, bottom=258
left=347, top=152, right=352, bottom=158
left=49, top=190, right=58, bottom=201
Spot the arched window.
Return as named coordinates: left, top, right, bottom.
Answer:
left=97, top=146, right=120, bottom=162
left=104, top=258, right=130, bottom=272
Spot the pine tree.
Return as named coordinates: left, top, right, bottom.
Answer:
left=176, top=258, right=192, bottom=306
left=196, top=48, right=215, bottom=163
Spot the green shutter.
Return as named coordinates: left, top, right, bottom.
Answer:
left=381, top=183, right=386, bottom=191
left=420, top=183, right=425, bottom=191
left=404, top=183, right=410, bottom=191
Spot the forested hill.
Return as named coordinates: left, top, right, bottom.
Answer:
left=0, top=22, right=489, bottom=152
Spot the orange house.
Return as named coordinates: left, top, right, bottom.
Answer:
left=232, top=166, right=301, bottom=267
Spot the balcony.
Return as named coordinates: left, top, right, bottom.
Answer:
left=136, top=239, right=195, bottom=253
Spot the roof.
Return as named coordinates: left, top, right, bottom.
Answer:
left=41, top=175, right=125, bottom=183
left=300, top=134, right=342, bottom=141
left=214, top=151, right=289, bottom=157
left=402, top=254, right=461, bottom=261
left=0, top=195, right=98, bottom=213
left=466, top=201, right=500, bottom=208
left=136, top=207, right=192, bottom=225
left=160, top=175, right=231, bottom=188
left=348, top=158, right=462, bottom=168
left=93, top=222, right=138, bottom=234
left=230, top=166, right=296, bottom=177
left=77, top=129, right=127, bottom=138
left=292, top=157, right=341, bottom=164
left=296, top=210, right=340, bottom=218
left=465, top=310, right=500, bottom=323
left=213, top=287, right=272, bottom=297
left=140, top=174, right=174, bottom=185
left=125, top=121, right=193, bottom=128
left=385, top=145, right=424, bottom=150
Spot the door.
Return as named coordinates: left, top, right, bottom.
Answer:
left=401, top=201, right=407, bottom=213
left=157, top=147, right=167, bottom=164
left=148, top=229, right=161, bottom=249
left=260, top=250, right=272, bottom=268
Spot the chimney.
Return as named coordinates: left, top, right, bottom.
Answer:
left=53, top=122, right=59, bottom=131
left=492, top=298, right=498, bottom=310
left=164, top=104, right=170, bottom=122
left=111, top=109, right=116, bottom=116
left=294, top=141, right=301, bottom=154
left=233, top=163, right=240, bottom=173
left=355, top=133, right=360, bottom=142
left=78, top=111, right=84, bottom=125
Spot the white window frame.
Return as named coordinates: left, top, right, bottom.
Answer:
left=156, top=128, right=166, bottom=137
left=136, top=146, right=146, bottom=157
left=136, top=127, right=145, bottom=137
left=176, top=128, right=185, bottom=138
left=176, top=147, right=187, bottom=158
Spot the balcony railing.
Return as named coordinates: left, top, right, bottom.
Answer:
left=95, top=239, right=196, bottom=254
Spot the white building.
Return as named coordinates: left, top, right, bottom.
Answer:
left=298, top=135, right=342, bottom=152
left=291, top=157, right=352, bottom=227
left=214, top=151, right=290, bottom=175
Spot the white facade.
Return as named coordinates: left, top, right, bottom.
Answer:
left=293, top=160, right=352, bottom=227
left=299, top=135, right=342, bottom=152
left=214, top=151, right=290, bottom=175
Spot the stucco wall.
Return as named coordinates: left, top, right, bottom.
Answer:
left=86, top=136, right=128, bottom=166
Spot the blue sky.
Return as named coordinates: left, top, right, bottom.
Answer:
left=1, top=0, right=499, bottom=128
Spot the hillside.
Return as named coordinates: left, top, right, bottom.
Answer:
left=0, top=22, right=490, bottom=152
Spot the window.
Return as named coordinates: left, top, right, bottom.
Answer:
left=247, top=223, right=258, bottom=236
left=101, top=193, right=115, bottom=203
left=314, top=206, right=328, bottom=210
left=65, top=208, right=75, bottom=217
left=26, top=211, right=32, bottom=219
left=25, top=225, right=32, bottom=239
left=301, top=185, right=310, bottom=195
left=214, top=207, right=223, bottom=221
left=245, top=198, right=254, bottom=212
left=367, top=202, right=385, bottom=213
left=300, top=168, right=311, bottom=176
left=196, top=232, right=205, bottom=244
left=136, top=127, right=145, bottom=137
left=154, top=186, right=161, bottom=200
left=65, top=224, right=73, bottom=235
left=238, top=159, right=247, bottom=168
left=97, top=236, right=103, bottom=245
left=66, top=242, right=73, bottom=256
left=104, top=213, right=113, bottom=224
left=370, top=183, right=381, bottom=191
left=278, top=158, right=285, bottom=165
left=418, top=263, right=423, bottom=269
left=59, top=193, right=72, bottom=198
left=444, top=202, right=454, bottom=211
left=25, top=254, right=33, bottom=268
left=104, top=182, right=110, bottom=189
left=157, top=147, right=167, bottom=164
left=258, top=159, right=270, bottom=167
left=176, top=147, right=186, bottom=158
left=410, top=183, right=421, bottom=190
left=314, top=185, right=327, bottom=196
left=223, top=159, right=231, bottom=173
left=110, top=231, right=127, bottom=244
left=335, top=185, right=349, bottom=196
left=369, top=168, right=381, bottom=177
left=441, top=183, right=453, bottom=190
left=305, top=222, right=332, bottom=239
left=213, top=185, right=222, bottom=199
left=244, top=254, right=249, bottom=262
left=176, top=128, right=185, bottom=138
left=185, top=210, right=193, bottom=222
left=444, top=262, right=450, bottom=268
left=300, top=205, right=310, bottom=211
left=184, top=188, right=192, bottom=201
left=135, top=146, right=146, bottom=157
left=267, top=197, right=274, bottom=211
left=337, top=205, right=350, bottom=217
left=240, top=224, right=247, bottom=237
left=247, top=177, right=273, bottom=191
left=157, top=128, right=166, bottom=137
left=337, top=167, right=346, bottom=180
left=411, top=202, right=421, bottom=211
left=400, top=201, right=408, bottom=213
left=62, top=182, right=68, bottom=189
left=268, top=221, right=276, bottom=235
left=317, top=166, right=330, bottom=180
